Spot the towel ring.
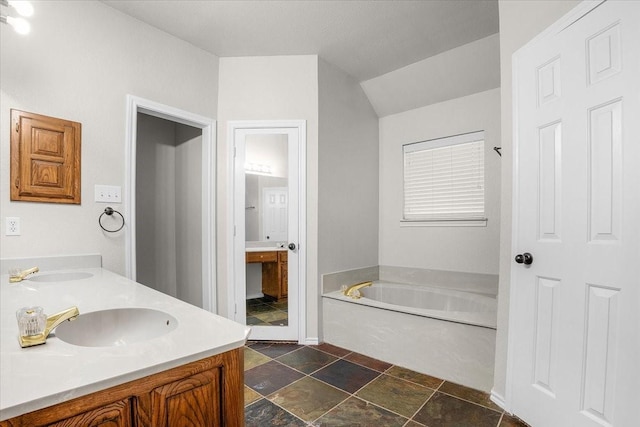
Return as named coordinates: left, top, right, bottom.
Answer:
left=99, top=207, right=125, bottom=233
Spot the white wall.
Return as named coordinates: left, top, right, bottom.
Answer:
left=245, top=134, right=288, bottom=178
left=216, top=56, right=319, bottom=340
left=493, top=0, right=581, bottom=402
left=0, top=1, right=219, bottom=273
left=379, top=88, right=501, bottom=275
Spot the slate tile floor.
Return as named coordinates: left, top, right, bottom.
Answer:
left=246, top=297, right=289, bottom=326
left=244, top=342, right=530, bottom=427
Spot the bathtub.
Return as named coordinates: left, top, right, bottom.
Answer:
left=322, top=281, right=497, bottom=392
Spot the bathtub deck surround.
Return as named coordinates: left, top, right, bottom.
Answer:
left=379, top=265, right=499, bottom=296
left=244, top=342, right=528, bottom=427
left=0, top=261, right=250, bottom=422
left=321, top=266, right=498, bottom=392
left=323, top=295, right=496, bottom=392
left=321, top=265, right=379, bottom=293
left=321, top=265, right=499, bottom=296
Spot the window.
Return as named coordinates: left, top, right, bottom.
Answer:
left=403, top=131, right=485, bottom=225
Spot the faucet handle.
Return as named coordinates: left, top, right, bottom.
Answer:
left=16, top=306, right=46, bottom=337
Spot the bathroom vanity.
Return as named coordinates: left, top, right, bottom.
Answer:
left=0, top=265, right=250, bottom=426
left=246, top=248, right=288, bottom=301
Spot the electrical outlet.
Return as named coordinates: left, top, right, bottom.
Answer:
left=95, top=185, right=122, bottom=203
left=6, top=217, right=20, bottom=236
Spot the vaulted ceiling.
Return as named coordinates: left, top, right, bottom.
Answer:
left=103, top=0, right=500, bottom=115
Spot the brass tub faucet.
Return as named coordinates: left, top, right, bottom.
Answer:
left=343, top=281, right=373, bottom=299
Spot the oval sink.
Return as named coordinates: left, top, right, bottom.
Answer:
left=29, top=272, right=94, bottom=282
left=55, top=308, right=178, bottom=347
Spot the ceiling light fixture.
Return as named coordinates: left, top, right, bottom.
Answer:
left=245, top=162, right=273, bottom=176
left=1, top=0, right=33, bottom=35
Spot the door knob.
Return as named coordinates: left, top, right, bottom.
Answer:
left=515, top=252, right=533, bottom=265
left=288, top=243, right=296, bottom=251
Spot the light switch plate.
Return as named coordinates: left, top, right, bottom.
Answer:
left=95, top=185, right=122, bottom=203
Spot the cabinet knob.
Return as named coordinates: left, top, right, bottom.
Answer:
left=288, top=243, right=296, bottom=251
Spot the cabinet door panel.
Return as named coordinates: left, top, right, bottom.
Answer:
left=10, top=109, right=81, bottom=204
left=150, top=368, right=222, bottom=427
left=46, top=399, right=131, bottom=427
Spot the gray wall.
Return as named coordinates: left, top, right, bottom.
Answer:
left=136, top=114, right=203, bottom=308
left=175, top=124, right=203, bottom=307
left=318, top=58, right=379, bottom=275
left=379, top=88, right=501, bottom=275
left=317, top=58, right=380, bottom=338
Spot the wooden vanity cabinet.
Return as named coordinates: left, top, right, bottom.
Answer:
left=279, top=251, right=288, bottom=298
left=246, top=250, right=288, bottom=301
left=2, top=348, right=243, bottom=427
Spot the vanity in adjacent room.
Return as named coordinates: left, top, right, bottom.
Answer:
left=246, top=248, right=288, bottom=301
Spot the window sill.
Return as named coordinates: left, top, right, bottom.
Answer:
left=400, top=218, right=488, bottom=227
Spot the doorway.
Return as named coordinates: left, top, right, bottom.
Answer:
left=230, top=120, right=306, bottom=342
left=125, top=95, right=217, bottom=312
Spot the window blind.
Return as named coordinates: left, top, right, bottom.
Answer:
left=403, top=131, right=485, bottom=221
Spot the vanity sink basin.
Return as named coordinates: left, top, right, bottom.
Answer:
left=29, top=272, right=94, bottom=282
left=54, top=308, right=178, bottom=347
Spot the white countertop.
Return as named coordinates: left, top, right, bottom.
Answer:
left=0, top=267, right=250, bottom=421
left=245, top=247, right=287, bottom=253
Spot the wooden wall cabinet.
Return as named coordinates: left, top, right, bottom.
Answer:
left=246, top=250, right=288, bottom=301
left=2, top=348, right=243, bottom=427
left=10, top=109, right=81, bottom=204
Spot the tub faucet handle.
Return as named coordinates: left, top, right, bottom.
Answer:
left=343, top=281, right=373, bottom=299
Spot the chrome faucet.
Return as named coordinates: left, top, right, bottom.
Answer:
left=18, top=306, right=80, bottom=348
left=343, top=281, right=372, bottom=299
left=9, top=266, right=39, bottom=283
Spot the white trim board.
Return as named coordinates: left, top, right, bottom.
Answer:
left=124, top=95, right=217, bottom=313
left=227, top=120, right=307, bottom=344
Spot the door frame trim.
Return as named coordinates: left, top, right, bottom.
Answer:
left=124, top=94, right=217, bottom=312
left=505, top=0, right=605, bottom=412
left=227, top=120, right=307, bottom=344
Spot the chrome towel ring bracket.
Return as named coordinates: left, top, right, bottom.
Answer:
left=99, top=207, right=125, bottom=233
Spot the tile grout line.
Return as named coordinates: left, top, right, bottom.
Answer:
left=496, top=412, right=506, bottom=427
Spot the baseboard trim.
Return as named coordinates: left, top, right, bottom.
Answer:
left=490, top=389, right=506, bottom=411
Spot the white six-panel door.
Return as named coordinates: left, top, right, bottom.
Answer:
left=263, top=187, right=288, bottom=242
left=509, top=1, right=640, bottom=426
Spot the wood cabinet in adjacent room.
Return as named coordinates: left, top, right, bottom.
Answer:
left=246, top=250, right=288, bottom=301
